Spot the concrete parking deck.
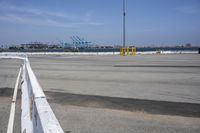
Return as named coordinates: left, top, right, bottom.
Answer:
left=29, top=54, right=200, bottom=133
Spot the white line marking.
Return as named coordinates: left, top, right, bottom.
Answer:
left=7, top=67, right=22, bottom=133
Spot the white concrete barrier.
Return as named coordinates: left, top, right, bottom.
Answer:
left=0, top=54, right=26, bottom=60
left=1, top=50, right=198, bottom=56
left=0, top=52, right=120, bottom=55
left=0, top=55, right=64, bottom=133
left=21, top=58, right=64, bottom=133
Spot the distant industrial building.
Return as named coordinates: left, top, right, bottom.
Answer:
left=21, top=42, right=48, bottom=49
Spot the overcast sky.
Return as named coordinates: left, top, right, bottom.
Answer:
left=0, top=0, right=200, bottom=46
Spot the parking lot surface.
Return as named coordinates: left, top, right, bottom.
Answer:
left=29, top=54, right=200, bottom=133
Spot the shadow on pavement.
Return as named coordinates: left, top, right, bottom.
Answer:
left=46, top=91, right=200, bottom=118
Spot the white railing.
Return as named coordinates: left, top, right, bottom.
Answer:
left=0, top=55, right=64, bottom=133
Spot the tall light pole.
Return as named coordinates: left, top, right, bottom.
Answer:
left=123, top=0, right=126, bottom=48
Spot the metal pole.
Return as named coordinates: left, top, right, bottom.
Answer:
left=123, top=0, right=126, bottom=48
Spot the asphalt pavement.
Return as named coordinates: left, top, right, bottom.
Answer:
left=29, top=54, right=200, bottom=133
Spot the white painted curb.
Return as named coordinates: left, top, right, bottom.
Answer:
left=7, top=67, right=22, bottom=133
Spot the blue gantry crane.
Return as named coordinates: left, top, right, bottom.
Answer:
left=71, top=36, right=91, bottom=48
left=58, top=36, right=91, bottom=49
